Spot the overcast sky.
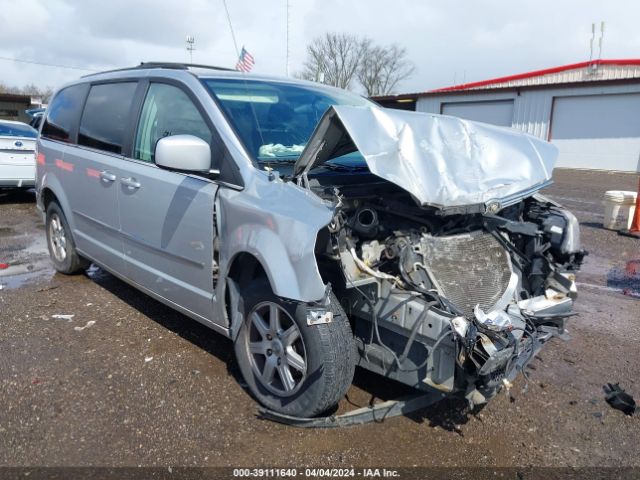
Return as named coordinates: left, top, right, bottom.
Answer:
left=1, top=0, right=638, bottom=95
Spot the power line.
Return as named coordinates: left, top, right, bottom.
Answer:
left=0, top=55, right=99, bottom=72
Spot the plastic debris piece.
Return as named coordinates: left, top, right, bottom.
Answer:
left=145, top=356, right=153, bottom=363
left=474, top=305, right=512, bottom=331
left=0, top=263, right=9, bottom=269
left=74, top=320, right=96, bottom=332
left=603, top=383, right=636, bottom=416
left=52, top=314, right=75, bottom=321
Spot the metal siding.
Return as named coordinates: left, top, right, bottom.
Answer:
left=551, top=93, right=640, bottom=172
left=441, top=100, right=514, bottom=126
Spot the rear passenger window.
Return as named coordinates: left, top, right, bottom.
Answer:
left=78, top=82, right=137, bottom=154
left=41, top=84, right=87, bottom=143
left=134, top=83, right=211, bottom=163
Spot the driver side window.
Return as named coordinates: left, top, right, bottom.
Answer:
left=134, top=83, right=212, bottom=163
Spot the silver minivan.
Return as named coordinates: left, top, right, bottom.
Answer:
left=36, top=63, right=584, bottom=418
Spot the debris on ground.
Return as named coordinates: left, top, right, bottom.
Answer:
left=144, top=356, right=153, bottom=363
left=0, top=263, right=8, bottom=269
left=73, top=320, right=96, bottom=332
left=603, top=383, right=636, bottom=416
left=51, top=314, right=75, bottom=321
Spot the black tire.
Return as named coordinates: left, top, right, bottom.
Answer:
left=234, top=280, right=357, bottom=417
left=45, top=201, right=89, bottom=274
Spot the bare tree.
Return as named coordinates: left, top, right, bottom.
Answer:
left=0, top=82, right=54, bottom=102
left=298, top=33, right=368, bottom=89
left=357, top=44, right=415, bottom=96
left=21, top=84, right=54, bottom=102
left=298, top=33, right=416, bottom=96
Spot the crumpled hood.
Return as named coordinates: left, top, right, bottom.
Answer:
left=293, top=105, right=558, bottom=209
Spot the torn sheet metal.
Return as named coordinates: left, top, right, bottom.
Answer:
left=294, top=105, right=558, bottom=209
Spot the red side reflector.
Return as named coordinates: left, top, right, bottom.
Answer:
left=55, top=159, right=74, bottom=172
left=86, top=168, right=100, bottom=178
left=36, top=153, right=45, bottom=165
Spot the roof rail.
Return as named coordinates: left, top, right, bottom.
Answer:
left=82, top=62, right=235, bottom=78
left=138, top=62, right=235, bottom=72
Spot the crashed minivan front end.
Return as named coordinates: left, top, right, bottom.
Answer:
left=295, top=106, right=585, bottom=406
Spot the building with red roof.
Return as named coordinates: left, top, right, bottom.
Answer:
left=374, top=59, right=640, bottom=172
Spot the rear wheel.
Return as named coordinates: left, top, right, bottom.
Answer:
left=45, top=201, right=89, bottom=274
left=234, top=280, right=356, bottom=417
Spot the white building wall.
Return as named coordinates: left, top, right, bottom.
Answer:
left=415, top=82, right=640, bottom=171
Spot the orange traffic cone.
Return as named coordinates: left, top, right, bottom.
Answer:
left=619, top=176, right=640, bottom=238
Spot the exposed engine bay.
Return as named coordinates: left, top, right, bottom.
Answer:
left=310, top=173, right=585, bottom=406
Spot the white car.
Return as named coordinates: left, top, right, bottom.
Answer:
left=0, top=120, right=38, bottom=188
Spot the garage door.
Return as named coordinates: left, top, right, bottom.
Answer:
left=441, top=100, right=514, bottom=127
left=550, top=93, right=640, bottom=172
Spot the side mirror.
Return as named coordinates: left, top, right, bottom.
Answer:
left=155, top=134, right=211, bottom=172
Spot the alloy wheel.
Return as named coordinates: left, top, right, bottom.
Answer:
left=245, top=301, right=307, bottom=397
left=48, top=213, right=67, bottom=262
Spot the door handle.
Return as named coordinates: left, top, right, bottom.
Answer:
left=120, top=177, right=141, bottom=189
left=99, top=170, right=117, bottom=182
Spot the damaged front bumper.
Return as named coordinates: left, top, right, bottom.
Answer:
left=338, top=214, right=583, bottom=406
left=347, top=276, right=576, bottom=405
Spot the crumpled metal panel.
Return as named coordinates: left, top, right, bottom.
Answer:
left=217, top=170, right=334, bottom=304
left=419, top=231, right=513, bottom=318
left=294, top=105, right=558, bottom=208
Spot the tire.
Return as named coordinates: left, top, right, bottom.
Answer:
left=45, top=201, right=89, bottom=274
left=234, top=280, right=357, bottom=417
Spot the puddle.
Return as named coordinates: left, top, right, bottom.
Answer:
left=0, top=224, right=53, bottom=290
left=0, top=267, right=55, bottom=290
left=606, top=259, right=640, bottom=298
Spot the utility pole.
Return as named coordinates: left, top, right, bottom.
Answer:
left=186, top=35, right=196, bottom=63
left=285, top=0, right=290, bottom=76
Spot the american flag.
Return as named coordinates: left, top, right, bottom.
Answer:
left=235, top=47, right=255, bottom=72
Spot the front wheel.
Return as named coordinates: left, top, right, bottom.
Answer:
left=234, top=280, right=356, bottom=417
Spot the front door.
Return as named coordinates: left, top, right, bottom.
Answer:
left=118, top=82, right=218, bottom=322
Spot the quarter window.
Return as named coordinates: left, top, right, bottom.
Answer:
left=78, top=82, right=137, bottom=154
left=41, top=84, right=87, bottom=143
left=134, top=83, right=211, bottom=163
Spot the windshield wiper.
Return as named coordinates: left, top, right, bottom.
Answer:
left=321, top=162, right=368, bottom=172
left=258, top=157, right=297, bottom=164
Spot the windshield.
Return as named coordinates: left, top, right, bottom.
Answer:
left=0, top=122, right=37, bottom=139
left=202, top=78, right=370, bottom=163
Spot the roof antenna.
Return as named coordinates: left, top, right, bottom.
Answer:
left=598, top=21, right=605, bottom=61
left=589, top=23, right=595, bottom=66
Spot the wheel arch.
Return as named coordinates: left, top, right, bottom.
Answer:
left=39, top=173, right=76, bottom=232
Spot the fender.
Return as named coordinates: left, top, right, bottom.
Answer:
left=38, top=169, right=76, bottom=232
left=217, top=173, right=333, bottom=303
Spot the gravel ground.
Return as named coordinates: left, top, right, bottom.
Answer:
left=0, top=169, right=639, bottom=471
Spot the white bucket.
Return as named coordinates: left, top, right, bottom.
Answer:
left=602, top=190, right=637, bottom=230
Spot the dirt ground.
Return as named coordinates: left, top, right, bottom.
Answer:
left=0, top=169, right=639, bottom=471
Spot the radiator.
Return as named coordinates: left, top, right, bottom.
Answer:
left=419, top=230, right=513, bottom=318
